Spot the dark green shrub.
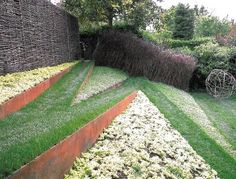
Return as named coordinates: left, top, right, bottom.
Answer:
left=93, top=30, right=197, bottom=90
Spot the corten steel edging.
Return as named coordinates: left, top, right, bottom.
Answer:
left=9, top=91, right=137, bottom=179
left=0, top=67, right=72, bottom=120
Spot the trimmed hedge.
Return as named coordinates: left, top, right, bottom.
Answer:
left=93, top=30, right=197, bottom=91
left=164, top=38, right=214, bottom=49
left=140, top=31, right=214, bottom=49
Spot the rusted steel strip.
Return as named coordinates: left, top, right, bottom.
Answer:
left=9, top=91, right=137, bottom=179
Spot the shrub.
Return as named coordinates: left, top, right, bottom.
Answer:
left=164, top=37, right=214, bottom=49
left=190, top=42, right=236, bottom=89
left=172, top=47, right=194, bottom=56
left=140, top=31, right=213, bottom=49
left=93, top=30, right=197, bottom=90
left=195, top=16, right=230, bottom=37
left=80, top=23, right=140, bottom=59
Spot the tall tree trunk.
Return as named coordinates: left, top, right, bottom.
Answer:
left=107, top=7, right=113, bottom=27
left=108, top=16, right=113, bottom=27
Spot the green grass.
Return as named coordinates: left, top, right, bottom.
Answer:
left=0, top=62, right=137, bottom=177
left=140, top=80, right=236, bottom=179
left=192, top=92, right=236, bottom=150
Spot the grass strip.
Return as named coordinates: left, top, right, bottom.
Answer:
left=156, top=83, right=236, bottom=159
left=192, top=92, right=236, bottom=150
left=141, top=80, right=236, bottom=179
left=0, top=63, right=136, bottom=177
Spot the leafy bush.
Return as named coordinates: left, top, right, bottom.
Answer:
left=195, top=16, right=230, bottom=37
left=190, top=42, right=236, bottom=88
left=173, top=46, right=195, bottom=56
left=93, top=30, right=197, bottom=90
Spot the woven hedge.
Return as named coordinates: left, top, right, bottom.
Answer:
left=0, top=0, right=80, bottom=75
left=93, top=31, right=197, bottom=90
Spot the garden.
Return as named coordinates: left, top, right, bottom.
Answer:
left=0, top=0, right=236, bottom=179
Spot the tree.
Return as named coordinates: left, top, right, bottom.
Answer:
left=173, top=3, right=195, bottom=39
left=195, top=16, right=230, bottom=37
left=126, top=0, right=162, bottom=30
left=64, top=0, right=121, bottom=27
left=193, top=5, right=208, bottom=17
left=63, top=0, right=162, bottom=30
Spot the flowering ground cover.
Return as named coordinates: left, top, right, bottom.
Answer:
left=0, top=62, right=77, bottom=104
left=74, top=66, right=128, bottom=103
left=66, top=91, right=218, bottom=179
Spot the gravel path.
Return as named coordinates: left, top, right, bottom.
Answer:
left=66, top=91, right=219, bottom=179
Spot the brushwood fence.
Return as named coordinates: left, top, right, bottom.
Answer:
left=0, top=0, right=80, bottom=75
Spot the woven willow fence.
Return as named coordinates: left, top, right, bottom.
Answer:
left=0, top=0, right=80, bottom=75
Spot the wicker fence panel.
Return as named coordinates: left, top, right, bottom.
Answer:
left=0, top=0, right=80, bottom=75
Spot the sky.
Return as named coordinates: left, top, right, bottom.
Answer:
left=158, top=0, right=236, bottom=20
left=51, top=0, right=236, bottom=20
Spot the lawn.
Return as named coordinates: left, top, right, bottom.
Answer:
left=192, top=92, right=236, bottom=151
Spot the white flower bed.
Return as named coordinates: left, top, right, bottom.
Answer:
left=0, top=62, right=77, bottom=104
left=66, top=91, right=218, bottom=179
left=74, top=67, right=128, bottom=103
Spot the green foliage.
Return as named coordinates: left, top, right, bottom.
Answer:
left=156, top=6, right=176, bottom=32
left=80, top=23, right=139, bottom=37
left=140, top=31, right=213, bottom=49
left=195, top=16, right=230, bottom=37
left=166, top=165, right=187, bottom=179
left=132, top=164, right=142, bottom=175
left=173, top=46, right=194, bottom=56
left=193, top=5, right=209, bottom=17
left=164, top=37, right=214, bottom=49
left=190, top=42, right=236, bottom=88
left=173, top=3, right=195, bottom=39
left=126, top=0, right=161, bottom=30
left=64, top=0, right=161, bottom=30
left=194, top=42, right=232, bottom=76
